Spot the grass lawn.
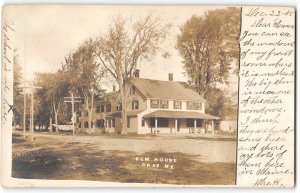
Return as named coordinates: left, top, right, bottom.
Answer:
left=12, top=131, right=236, bottom=185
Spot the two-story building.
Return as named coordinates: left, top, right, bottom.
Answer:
left=79, top=73, right=219, bottom=134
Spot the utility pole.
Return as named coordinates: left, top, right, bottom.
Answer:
left=19, top=81, right=41, bottom=141
left=64, top=93, right=81, bottom=136
left=23, top=92, right=26, bottom=138
left=30, top=90, right=34, bottom=141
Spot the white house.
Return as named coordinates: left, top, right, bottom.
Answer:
left=79, top=73, right=219, bottom=134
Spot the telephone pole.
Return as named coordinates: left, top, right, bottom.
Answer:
left=22, top=92, right=26, bottom=138
left=64, top=93, right=81, bottom=136
left=19, top=81, right=41, bottom=141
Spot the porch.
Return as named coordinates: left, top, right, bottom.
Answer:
left=143, top=110, right=219, bottom=134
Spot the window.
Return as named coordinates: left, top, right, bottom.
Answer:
left=78, top=122, right=81, bottom=128
left=96, top=105, right=100, bottom=113
left=150, top=99, right=159, bottom=108
left=187, top=102, right=202, bottom=110
left=96, top=119, right=105, bottom=128
left=141, top=118, right=145, bottom=127
left=106, top=104, right=111, bottom=112
left=132, top=100, right=139, bottom=110
left=100, top=105, right=105, bottom=112
left=78, top=111, right=82, bottom=117
left=85, top=110, right=89, bottom=116
left=130, top=86, right=136, bottom=95
left=96, top=120, right=100, bottom=128
left=186, top=102, right=193, bottom=110
left=173, top=101, right=182, bottom=109
left=193, top=102, right=202, bottom=110
left=117, top=103, right=122, bottom=111
left=160, top=100, right=169, bottom=109
left=84, top=121, right=89, bottom=128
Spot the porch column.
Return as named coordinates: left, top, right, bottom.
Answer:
left=175, top=119, right=178, bottom=134
left=155, top=117, right=158, bottom=134
left=194, top=119, right=197, bottom=134
left=211, top=120, right=215, bottom=135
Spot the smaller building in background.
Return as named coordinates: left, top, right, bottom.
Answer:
left=219, top=114, right=237, bottom=133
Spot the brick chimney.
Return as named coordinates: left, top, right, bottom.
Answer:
left=168, top=73, right=173, bottom=81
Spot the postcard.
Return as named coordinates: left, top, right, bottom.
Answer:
left=1, top=5, right=295, bottom=187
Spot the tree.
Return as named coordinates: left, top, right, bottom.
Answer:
left=204, top=88, right=226, bottom=119
left=63, top=39, right=106, bottom=130
left=36, top=71, right=75, bottom=131
left=176, top=8, right=240, bottom=96
left=36, top=71, right=70, bottom=132
left=94, top=15, right=170, bottom=134
left=34, top=75, right=52, bottom=130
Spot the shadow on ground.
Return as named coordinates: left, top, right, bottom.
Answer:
left=12, top=133, right=235, bottom=185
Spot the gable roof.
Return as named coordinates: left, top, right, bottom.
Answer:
left=130, top=78, right=206, bottom=102
left=96, top=91, right=119, bottom=104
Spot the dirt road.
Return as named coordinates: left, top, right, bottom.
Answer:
left=12, top=131, right=236, bottom=185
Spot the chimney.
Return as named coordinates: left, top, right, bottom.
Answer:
left=134, top=69, right=140, bottom=78
left=168, top=73, right=173, bottom=81
left=113, top=85, right=116, bottom=91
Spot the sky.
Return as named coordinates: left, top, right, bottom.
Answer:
left=5, top=5, right=237, bottom=92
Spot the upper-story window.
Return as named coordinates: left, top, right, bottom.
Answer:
left=186, top=102, right=193, bottom=110
left=96, top=105, right=100, bottom=113
left=106, top=104, right=111, bottom=112
left=173, top=101, right=182, bottom=109
left=130, top=86, right=136, bottom=95
left=186, top=101, right=202, bottom=110
left=160, top=100, right=169, bottom=109
left=116, top=103, right=122, bottom=111
left=150, top=99, right=159, bottom=108
left=132, top=100, right=139, bottom=110
left=193, top=102, right=202, bottom=110
left=150, top=99, right=169, bottom=109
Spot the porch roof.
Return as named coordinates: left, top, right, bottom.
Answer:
left=143, top=110, right=219, bottom=120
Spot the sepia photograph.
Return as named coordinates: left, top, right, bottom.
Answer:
left=7, top=5, right=241, bottom=185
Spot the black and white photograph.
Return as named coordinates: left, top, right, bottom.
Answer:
left=8, top=5, right=240, bottom=185
left=1, top=4, right=295, bottom=188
